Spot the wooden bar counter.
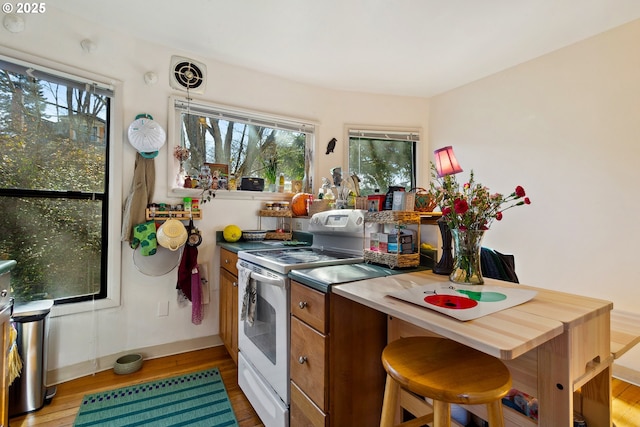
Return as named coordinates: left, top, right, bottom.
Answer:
left=332, top=270, right=613, bottom=427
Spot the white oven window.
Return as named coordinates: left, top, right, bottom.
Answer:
left=242, top=292, right=278, bottom=364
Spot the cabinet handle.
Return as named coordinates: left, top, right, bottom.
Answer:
left=233, top=281, right=238, bottom=287
left=298, top=301, right=307, bottom=309
left=298, top=356, right=307, bottom=364
left=224, top=259, right=229, bottom=264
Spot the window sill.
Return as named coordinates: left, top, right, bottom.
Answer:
left=168, top=187, right=295, bottom=201
left=50, top=295, right=120, bottom=318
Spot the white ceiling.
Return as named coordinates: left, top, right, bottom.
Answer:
left=53, top=0, right=640, bottom=97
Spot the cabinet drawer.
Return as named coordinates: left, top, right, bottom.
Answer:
left=290, top=381, right=327, bottom=427
left=290, top=316, right=328, bottom=411
left=291, top=281, right=327, bottom=333
left=219, top=248, right=238, bottom=276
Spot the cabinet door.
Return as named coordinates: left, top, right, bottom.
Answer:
left=219, top=268, right=238, bottom=365
left=290, top=316, right=328, bottom=411
left=0, top=303, right=10, bottom=427
left=291, top=281, right=327, bottom=334
left=220, top=248, right=238, bottom=276
left=290, top=380, right=327, bottom=427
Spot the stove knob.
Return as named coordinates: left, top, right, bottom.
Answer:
left=298, top=301, right=307, bottom=309
left=356, top=217, right=363, bottom=225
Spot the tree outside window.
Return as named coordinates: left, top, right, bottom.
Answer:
left=171, top=98, right=313, bottom=194
left=348, top=128, right=418, bottom=195
left=0, top=59, right=111, bottom=303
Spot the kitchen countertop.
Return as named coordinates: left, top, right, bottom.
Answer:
left=332, top=270, right=614, bottom=426
left=0, top=260, right=17, bottom=275
left=216, top=230, right=431, bottom=291
left=216, top=231, right=312, bottom=253
left=289, top=263, right=430, bottom=293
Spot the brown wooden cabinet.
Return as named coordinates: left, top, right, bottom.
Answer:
left=219, top=248, right=238, bottom=365
left=0, top=262, right=15, bottom=427
left=0, top=303, right=10, bottom=427
left=290, top=280, right=387, bottom=426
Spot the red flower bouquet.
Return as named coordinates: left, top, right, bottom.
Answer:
left=431, top=164, right=531, bottom=231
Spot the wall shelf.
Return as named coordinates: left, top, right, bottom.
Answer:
left=259, top=209, right=293, bottom=240
left=145, top=209, right=202, bottom=221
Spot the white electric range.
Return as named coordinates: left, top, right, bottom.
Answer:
left=235, top=209, right=370, bottom=427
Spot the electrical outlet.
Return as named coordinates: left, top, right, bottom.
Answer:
left=157, top=301, right=169, bottom=317
left=293, top=219, right=302, bottom=231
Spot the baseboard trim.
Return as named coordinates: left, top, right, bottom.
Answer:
left=612, top=309, right=640, bottom=386
left=613, top=364, right=640, bottom=388
left=47, top=335, right=224, bottom=385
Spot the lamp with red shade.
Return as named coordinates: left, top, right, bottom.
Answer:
left=432, top=146, right=462, bottom=275
left=433, top=146, right=463, bottom=177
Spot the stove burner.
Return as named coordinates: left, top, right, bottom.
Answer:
left=239, top=246, right=363, bottom=274
left=279, top=253, right=323, bottom=263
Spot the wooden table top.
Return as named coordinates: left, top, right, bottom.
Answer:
left=332, top=270, right=612, bottom=360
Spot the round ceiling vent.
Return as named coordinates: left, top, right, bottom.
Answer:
left=170, top=56, right=207, bottom=94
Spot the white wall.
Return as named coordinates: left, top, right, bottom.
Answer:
left=429, top=18, right=640, bottom=377
left=0, top=6, right=429, bottom=382
left=429, top=20, right=640, bottom=310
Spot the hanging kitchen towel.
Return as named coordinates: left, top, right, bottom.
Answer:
left=121, top=152, right=156, bottom=242
left=177, top=244, right=198, bottom=302
left=8, top=323, right=22, bottom=386
left=130, top=221, right=157, bottom=256
left=238, top=265, right=256, bottom=326
left=191, top=265, right=203, bottom=325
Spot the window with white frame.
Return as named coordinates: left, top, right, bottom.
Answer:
left=348, top=127, right=418, bottom=195
left=0, top=56, right=114, bottom=304
left=169, top=96, right=315, bottom=194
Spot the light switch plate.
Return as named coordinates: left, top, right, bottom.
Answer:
left=157, top=300, right=169, bottom=317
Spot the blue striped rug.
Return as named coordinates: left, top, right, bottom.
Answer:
left=74, top=368, right=238, bottom=427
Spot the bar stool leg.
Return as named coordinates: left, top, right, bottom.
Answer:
left=433, top=400, right=451, bottom=427
left=486, top=400, right=505, bottom=427
left=380, top=374, right=400, bottom=427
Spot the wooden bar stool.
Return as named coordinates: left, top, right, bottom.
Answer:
left=380, top=336, right=512, bottom=427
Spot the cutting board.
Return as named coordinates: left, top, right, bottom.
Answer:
left=388, top=282, right=537, bottom=321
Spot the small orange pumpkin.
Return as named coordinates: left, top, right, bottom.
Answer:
left=291, top=193, right=312, bottom=216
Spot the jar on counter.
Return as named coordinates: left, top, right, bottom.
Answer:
left=183, top=176, right=192, bottom=189
left=280, top=201, right=290, bottom=211
left=265, top=202, right=274, bottom=210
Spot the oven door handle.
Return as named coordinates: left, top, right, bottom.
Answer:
left=249, top=271, right=286, bottom=288
left=237, top=262, right=287, bottom=288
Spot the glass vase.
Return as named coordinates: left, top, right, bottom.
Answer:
left=176, top=163, right=185, bottom=188
left=449, top=228, right=485, bottom=285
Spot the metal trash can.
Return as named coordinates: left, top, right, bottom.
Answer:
left=8, top=299, right=57, bottom=417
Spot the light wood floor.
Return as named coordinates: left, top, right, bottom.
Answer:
left=612, top=377, right=640, bottom=427
left=8, top=346, right=263, bottom=427
left=7, top=346, right=640, bottom=427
